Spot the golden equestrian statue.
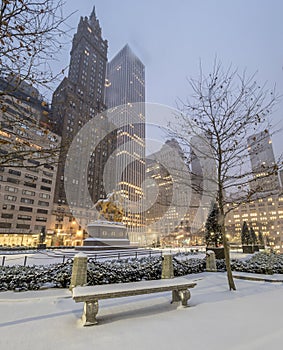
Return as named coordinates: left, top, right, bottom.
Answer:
left=94, top=191, right=124, bottom=222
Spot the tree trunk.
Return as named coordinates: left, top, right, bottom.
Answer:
left=218, top=186, right=236, bottom=290
left=222, top=229, right=236, bottom=290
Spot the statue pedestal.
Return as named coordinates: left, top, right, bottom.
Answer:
left=80, top=220, right=130, bottom=249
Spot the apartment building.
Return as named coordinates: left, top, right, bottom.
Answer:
left=0, top=77, right=60, bottom=247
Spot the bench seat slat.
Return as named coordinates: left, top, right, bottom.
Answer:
left=72, top=277, right=196, bottom=302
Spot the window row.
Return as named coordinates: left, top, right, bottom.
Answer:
left=0, top=223, right=47, bottom=229
left=1, top=208, right=49, bottom=215
left=3, top=196, right=50, bottom=206
left=4, top=185, right=52, bottom=194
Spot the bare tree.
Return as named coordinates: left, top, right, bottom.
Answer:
left=0, top=0, right=71, bottom=91
left=0, top=0, right=72, bottom=168
left=170, top=60, right=281, bottom=290
left=0, top=77, right=62, bottom=169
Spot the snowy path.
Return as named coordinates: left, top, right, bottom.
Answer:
left=0, top=272, right=282, bottom=350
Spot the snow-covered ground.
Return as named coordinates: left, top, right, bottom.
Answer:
left=0, top=249, right=72, bottom=266
left=0, top=248, right=251, bottom=266
left=0, top=272, right=282, bottom=350
left=0, top=248, right=165, bottom=266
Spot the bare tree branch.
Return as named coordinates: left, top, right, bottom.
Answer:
left=169, top=60, right=282, bottom=290
left=0, top=1, right=74, bottom=168
left=0, top=0, right=73, bottom=91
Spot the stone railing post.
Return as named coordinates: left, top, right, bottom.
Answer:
left=206, top=250, right=217, bottom=272
left=69, top=252, right=88, bottom=291
left=161, top=253, right=174, bottom=279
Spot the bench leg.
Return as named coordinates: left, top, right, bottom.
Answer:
left=179, top=289, right=191, bottom=306
left=82, top=300, right=99, bottom=326
left=172, top=289, right=191, bottom=307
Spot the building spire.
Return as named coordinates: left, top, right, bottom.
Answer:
left=89, top=5, right=101, bottom=30
left=90, top=6, right=96, bottom=20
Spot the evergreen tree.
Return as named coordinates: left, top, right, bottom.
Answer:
left=205, top=202, right=223, bottom=247
left=250, top=227, right=257, bottom=245
left=241, top=221, right=250, bottom=245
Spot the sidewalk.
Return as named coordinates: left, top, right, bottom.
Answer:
left=232, top=271, right=283, bottom=282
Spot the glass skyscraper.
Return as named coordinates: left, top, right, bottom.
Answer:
left=106, top=45, right=145, bottom=239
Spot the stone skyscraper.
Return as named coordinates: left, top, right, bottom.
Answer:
left=51, top=8, right=115, bottom=232
left=106, top=45, right=145, bottom=237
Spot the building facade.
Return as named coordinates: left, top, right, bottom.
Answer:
left=0, top=78, right=60, bottom=247
left=226, top=193, right=283, bottom=252
left=52, top=8, right=109, bottom=206
left=51, top=8, right=117, bottom=240
left=145, top=139, right=197, bottom=246
left=105, top=44, right=145, bottom=240
left=223, top=131, right=283, bottom=252
left=247, top=131, right=280, bottom=193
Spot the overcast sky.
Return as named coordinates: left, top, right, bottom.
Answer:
left=54, top=0, right=283, bottom=155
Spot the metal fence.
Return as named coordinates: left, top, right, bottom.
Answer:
left=0, top=249, right=164, bottom=267
left=0, top=247, right=204, bottom=267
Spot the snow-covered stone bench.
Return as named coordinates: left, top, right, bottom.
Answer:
left=72, top=277, right=197, bottom=326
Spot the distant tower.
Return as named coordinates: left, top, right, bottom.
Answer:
left=105, top=45, right=145, bottom=237
left=145, top=139, right=183, bottom=236
left=52, top=7, right=111, bottom=208
left=248, top=131, right=279, bottom=193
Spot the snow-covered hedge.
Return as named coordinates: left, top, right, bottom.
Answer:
left=231, top=252, right=283, bottom=274
left=0, top=255, right=205, bottom=292
left=0, top=252, right=282, bottom=292
left=0, top=263, right=73, bottom=292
